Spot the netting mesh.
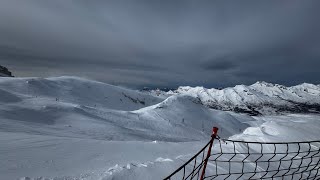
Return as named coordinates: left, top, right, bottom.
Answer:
left=164, top=137, right=320, bottom=180
left=164, top=140, right=212, bottom=180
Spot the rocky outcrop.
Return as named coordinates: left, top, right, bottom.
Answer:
left=0, top=65, right=13, bottom=77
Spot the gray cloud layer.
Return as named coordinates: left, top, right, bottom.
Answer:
left=0, top=0, right=320, bottom=88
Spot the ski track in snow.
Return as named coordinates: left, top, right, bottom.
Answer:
left=0, top=77, right=319, bottom=180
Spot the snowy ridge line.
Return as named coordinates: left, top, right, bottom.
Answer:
left=0, top=76, right=250, bottom=142
left=146, top=81, right=320, bottom=115
left=164, top=129, right=320, bottom=180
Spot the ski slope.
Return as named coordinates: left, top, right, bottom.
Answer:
left=0, top=76, right=319, bottom=180
left=0, top=76, right=162, bottom=111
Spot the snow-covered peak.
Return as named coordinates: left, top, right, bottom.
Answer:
left=251, top=81, right=275, bottom=87
left=150, top=81, right=320, bottom=115
left=292, top=83, right=320, bottom=91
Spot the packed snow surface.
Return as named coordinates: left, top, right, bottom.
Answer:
left=0, top=77, right=319, bottom=180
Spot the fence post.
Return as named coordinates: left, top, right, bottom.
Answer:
left=200, top=127, right=219, bottom=180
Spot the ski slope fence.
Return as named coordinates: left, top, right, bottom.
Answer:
left=164, top=127, right=320, bottom=180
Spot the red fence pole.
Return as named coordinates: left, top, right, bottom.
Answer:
left=200, top=127, right=219, bottom=180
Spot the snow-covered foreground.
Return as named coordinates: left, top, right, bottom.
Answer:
left=0, top=132, right=204, bottom=180
left=0, top=77, right=319, bottom=180
left=1, top=114, right=319, bottom=180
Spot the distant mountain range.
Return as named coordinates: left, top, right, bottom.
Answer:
left=1, top=76, right=319, bottom=115
left=145, top=81, right=320, bottom=115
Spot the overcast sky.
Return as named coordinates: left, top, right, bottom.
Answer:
left=0, top=0, right=320, bottom=88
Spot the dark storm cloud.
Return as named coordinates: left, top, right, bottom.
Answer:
left=0, top=0, right=320, bottom=88
left=202, top=59, right=237, bottom=71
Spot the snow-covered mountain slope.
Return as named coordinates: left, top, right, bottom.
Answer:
left=0, top=94, right=252, bottom=142
left=132, top=95, right=251, bottom=138
left=0, top=76, right=254, bottom=179
left=0, top=76, right=319, bottom=180
left=0, top=76, right=251, bottom=141
left=150, top=81, right=320, bottom=115
left=0, top=76, right=162, bottom=111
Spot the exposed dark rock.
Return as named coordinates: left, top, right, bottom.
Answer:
left=122, top=92, right=145, bottom=105
left=0, top=65, right=14, bottom=77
